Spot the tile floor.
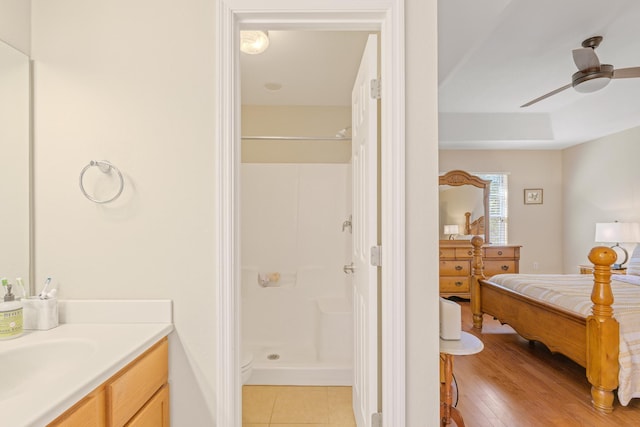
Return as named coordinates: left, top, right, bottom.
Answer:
left=242, top=385, right=357, bottom=427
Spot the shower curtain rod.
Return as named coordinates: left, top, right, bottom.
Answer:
left=241, top=135, right=351, bottom=141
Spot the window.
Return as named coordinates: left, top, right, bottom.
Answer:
left=476, top=173, right=508, bottom=245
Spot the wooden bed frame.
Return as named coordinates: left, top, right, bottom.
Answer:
left=469, top=236, right=620, bottom=413
left=464, top=212, right=484, bottom=237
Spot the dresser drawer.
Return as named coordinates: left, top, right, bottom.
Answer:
left=439, top=248, right=456, bottom=259
left=484, top=247, right=517, bottom=259
left=439, top=277, right=470, bottom=293
left=440, top=260, right=470, bottom=276
left=455, top=247, right=474, bottom=259
left=484, top=260, right=517, bottom=276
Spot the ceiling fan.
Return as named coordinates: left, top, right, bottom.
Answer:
left=521, top=36, right=640, bottom=108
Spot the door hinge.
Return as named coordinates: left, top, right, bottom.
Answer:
left=370, top=78, right=381, bottom=99
left=370, top=245, right=382, bottom=267
left=372, top=412, right=382, bottom=427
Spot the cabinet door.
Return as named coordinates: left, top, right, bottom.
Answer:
left=126, top=384, right=170, bottom=427
left=108, top=339, right=168, bottom=426
left=48, top=390, right=106, bottom=427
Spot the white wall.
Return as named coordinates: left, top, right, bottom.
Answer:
left=0, top=0, right=30, bottom=54
left=563, top=126, right=640, bottom=272
left=30, top=0, right=440, bottom=424
left=440, top=150, right=564, bottom=273
left=242, top=105, right=351, bottom=163
left=406, top=0, right=440, bottom=423
left=31, top=0, right=216, bottom=424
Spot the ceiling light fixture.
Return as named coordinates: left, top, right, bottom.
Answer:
left=240, top=31, right=270, bottom=55
left=572, top=65, right=613, bottom=93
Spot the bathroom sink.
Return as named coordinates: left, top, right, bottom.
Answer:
left=0, top=338, right=97, bottom=400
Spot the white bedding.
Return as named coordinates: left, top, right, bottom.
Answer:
left=487, top=273, right=640, bottom=405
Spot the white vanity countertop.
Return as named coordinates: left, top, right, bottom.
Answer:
left=0, top=299, right=173, bottom=427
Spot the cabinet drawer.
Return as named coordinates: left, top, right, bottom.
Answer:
left=439, top=277, right=470, bottom=293
left=49, top=390, right=106, bottom=427
left=484, top=260, right=517, bottom=277
left=108, top=339, right=168, bottom=427
left=484, top=247, right=516, bottom=259
left=440, top=260, right=470, bottom=276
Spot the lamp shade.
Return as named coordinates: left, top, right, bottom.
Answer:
left=595, top=222, right=640, bottom=243
left=444, top=225, right=459, bottom=235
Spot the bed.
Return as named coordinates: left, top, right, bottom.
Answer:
left=468, top=235, right=640, bottom=413
left=464, top=212, right=484, bottom=237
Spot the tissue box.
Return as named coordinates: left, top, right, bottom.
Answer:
left=22, top=297, right=59, bottom=330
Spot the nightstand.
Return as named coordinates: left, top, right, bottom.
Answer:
left=578, top=264, right=626, bottom=275
left=440, top=332, right=484, bottom=426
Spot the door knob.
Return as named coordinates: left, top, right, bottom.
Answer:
left=343, top=262, right=355, bottom=274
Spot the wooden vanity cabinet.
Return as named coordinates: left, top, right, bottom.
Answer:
left=48, top=337, right=169, bottom=427
left=48, top=389, right=106, bottom=427
left=439, top=241, right=521, bottom=298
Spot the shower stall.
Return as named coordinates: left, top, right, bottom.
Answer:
left=241, top=163, right=353, bottom=385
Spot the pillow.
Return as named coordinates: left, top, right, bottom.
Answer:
left=613, top=274, right=640, bottom=286
left=625, top=245, right=640, bottom=276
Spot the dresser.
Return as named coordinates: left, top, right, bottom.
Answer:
left=439, top=240, right=521, bottom=298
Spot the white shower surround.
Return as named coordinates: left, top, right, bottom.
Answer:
left=241, top=163, right=353, bottom=385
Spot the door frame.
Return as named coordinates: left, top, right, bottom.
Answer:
left=214, top=1, right=406, bottom=426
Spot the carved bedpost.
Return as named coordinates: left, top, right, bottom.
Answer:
left=470, top=236, right=485, bottom=329
left=586, top=246, right=619, bottom=413
left=464, top=212, right=471, bottom=235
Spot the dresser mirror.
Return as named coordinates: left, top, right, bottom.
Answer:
left=0, top=39, right=31, bottom=288
left=439, top=170, right=490, bottom=244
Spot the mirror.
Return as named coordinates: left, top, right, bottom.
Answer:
left=439, top=170, right=490, bottom=244
left=0, top=39, right=31, bottom=288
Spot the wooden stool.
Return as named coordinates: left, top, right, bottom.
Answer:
left=440, top=331, right=484, bottom=426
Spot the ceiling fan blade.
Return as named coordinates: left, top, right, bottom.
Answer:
left=613, top=67, right=640, bottom=79
left=520, top=83, right=572, bottom=108
left=572, top=47, right=600, bottom=70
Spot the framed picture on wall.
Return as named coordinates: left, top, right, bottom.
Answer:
left=524, top=188, right=543, bottom=205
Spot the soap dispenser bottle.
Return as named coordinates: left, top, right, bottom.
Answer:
left=0, top=278, right=23, bottom=339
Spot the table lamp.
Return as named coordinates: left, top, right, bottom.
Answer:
left=594, top=221, right=640, bottom=269
left=444, top=224, right=459, bottom=240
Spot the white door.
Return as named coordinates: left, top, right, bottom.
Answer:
left=351, top=34, right=379, bottom=427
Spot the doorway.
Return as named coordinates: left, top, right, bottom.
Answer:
left=214, top=2, right=406, bottom=426
left=240, top=30, right=378, bottom=426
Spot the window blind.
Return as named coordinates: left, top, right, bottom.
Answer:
left=476, top=173, right=508, bottom=245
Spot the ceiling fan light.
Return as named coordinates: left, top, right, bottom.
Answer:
left=574, top=76, right=611, bottom=93
left=240, top=31, right=270, bottom=55
left=572, top=64, right=614, bottom=93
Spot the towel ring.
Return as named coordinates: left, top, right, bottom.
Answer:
left=79, top=160, right=124, bottom=204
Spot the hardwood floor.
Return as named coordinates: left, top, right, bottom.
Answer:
left=451, top=300, right=640, bottom=426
